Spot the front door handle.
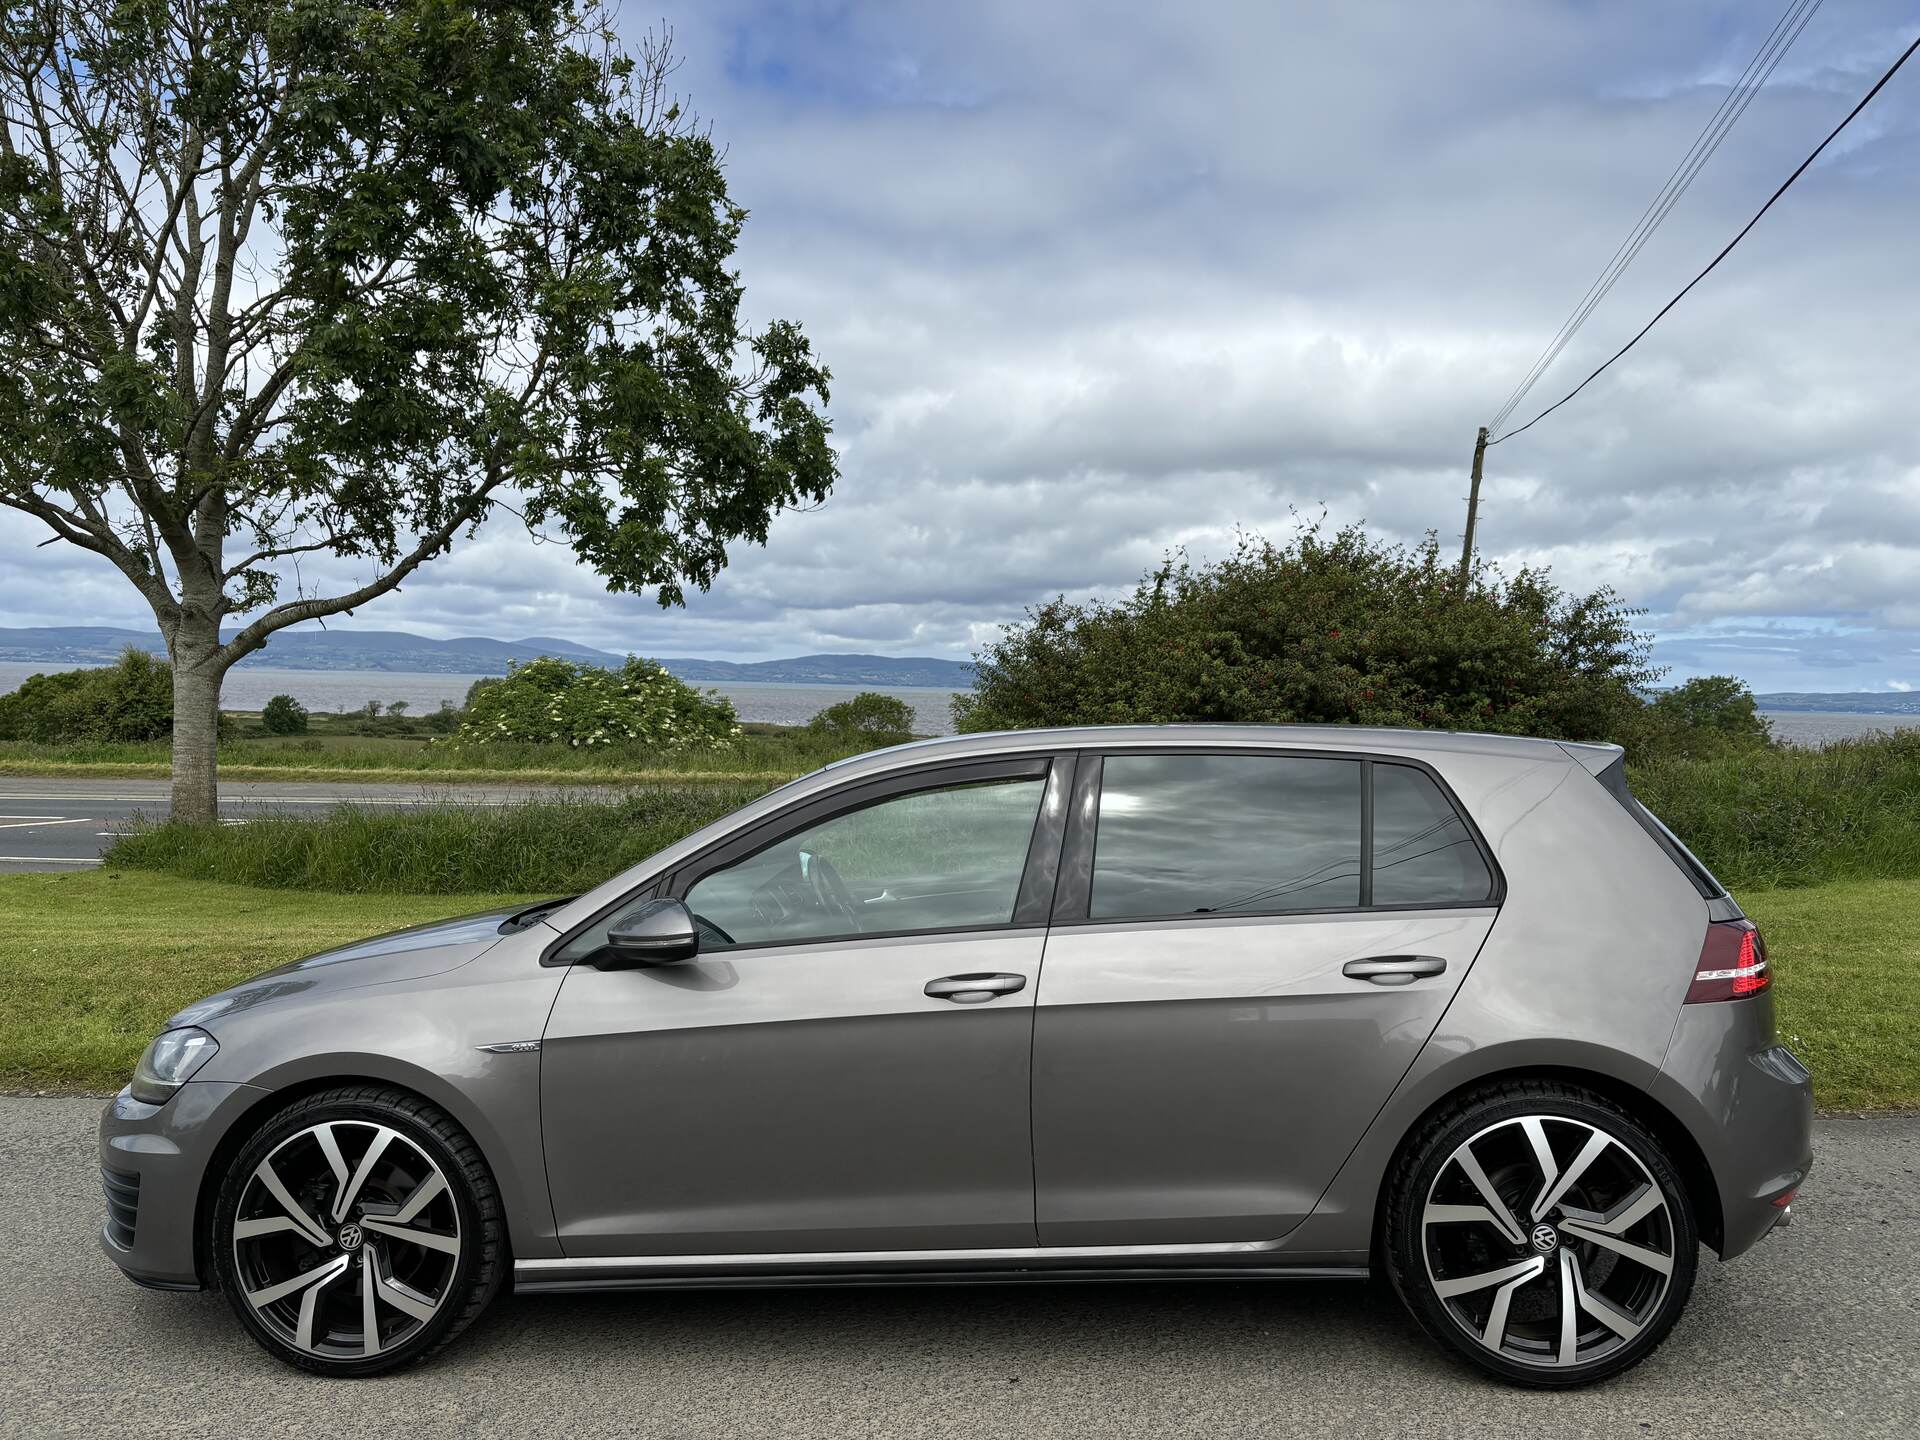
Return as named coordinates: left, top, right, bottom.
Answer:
left=1342, top=955, right=1447, bottom=986
left=925, top=973, right=1027, bottom=1004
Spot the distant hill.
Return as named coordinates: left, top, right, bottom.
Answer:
left=1753, top=691, right=1920, bottom=715
left=0, top=625, right=974, bottom=689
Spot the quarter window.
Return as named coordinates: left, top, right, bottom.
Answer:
left=1090, top=754, right=1363, bottom=918
left=1370, top=763, right=1494, bottom=906
left=683, top=776, right=1047, bottom=949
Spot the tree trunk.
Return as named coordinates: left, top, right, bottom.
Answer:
left=169, top=623, right=225, bottom=824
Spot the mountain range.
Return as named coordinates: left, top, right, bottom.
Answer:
left=0, top=625, right=977, bottom=689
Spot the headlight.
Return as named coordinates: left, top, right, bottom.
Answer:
left=129, top=1027, right=219, bottom=1105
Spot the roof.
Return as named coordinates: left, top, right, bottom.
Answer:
left=814, top=722, right=1616, bottom=781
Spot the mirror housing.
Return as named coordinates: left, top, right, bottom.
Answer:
left=597, top=898, right=701, bottom=969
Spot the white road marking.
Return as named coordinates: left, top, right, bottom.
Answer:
left=0, top=817, right=94, bottom=831
left=0, top=856, right=100, bottom=865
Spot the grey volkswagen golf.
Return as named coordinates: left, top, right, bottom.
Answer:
left=100, top=725, right=1811, bottom=1387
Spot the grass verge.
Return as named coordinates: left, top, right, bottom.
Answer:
left=3, top=869, right=1913, bottom=1107
left=104, top=783, right=774, bottom=894
left=0, top=872, right=532, bottom=1092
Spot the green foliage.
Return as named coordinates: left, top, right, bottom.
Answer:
left=1628, top=731, right=1920, bottom=891
left=260, top=694, right=309, bottom=735
left=105, top=784, right=771, bottom=894
left=808, top=691, right=916, bottom=747
left=1614, top=675, right=1772, bottom=762
left=455, top=655, right=740, bottom=750
left=957, top=523, right=1658, bottom=741
left=0, top=648, right=172, bottom=743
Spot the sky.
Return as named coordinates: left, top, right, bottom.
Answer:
left=3, top=0, right=1918, bottom=692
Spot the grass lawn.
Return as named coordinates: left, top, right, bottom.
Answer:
left=0, top=872, right=530, bottom=1093
left=1741, top=878, right=1920, bottom=1112
left=2, top=869, right=1913, bottom=1108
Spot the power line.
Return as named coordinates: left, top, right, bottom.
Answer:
left=1491, top=28, right=1920, bottom=448
left=1487, top=0, right=1825, bottom=435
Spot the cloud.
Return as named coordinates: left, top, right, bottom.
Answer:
left=5, top=0, right=1919, bottom=693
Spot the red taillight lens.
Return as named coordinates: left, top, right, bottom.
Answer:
left=1685, top=919, right=1770, bottom=1003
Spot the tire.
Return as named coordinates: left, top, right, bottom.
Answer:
left=210, top=1084, right=506, bottom=1377
left=1383, top=1079, right=1698, bottom=1389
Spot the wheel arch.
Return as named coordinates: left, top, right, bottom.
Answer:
left=1370, top=1064, right=1724, bottom=1258
left=190, top=1066, right=517, bottom=1287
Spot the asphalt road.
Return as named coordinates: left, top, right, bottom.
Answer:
left=0, top=1099, right=1913, bottom=1439
left=0, top=779, right=613, bottom=873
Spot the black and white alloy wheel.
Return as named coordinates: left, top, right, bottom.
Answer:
left=1387, top=1083, right=1698, bottom=1387
left=213, top=1087, right=504, bottom=1375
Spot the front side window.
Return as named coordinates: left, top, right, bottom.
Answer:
left=683, top=776, right=1047, bottom=949
left=1090, top=754, right=1363, bottom=918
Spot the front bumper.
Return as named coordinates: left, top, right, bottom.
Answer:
left=1652, top=998, right=1813, bottom=1260
left=97, top=1080, right=269, bottom=1290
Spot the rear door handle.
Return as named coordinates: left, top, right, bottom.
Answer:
left=1342, top=955, right=1447, bottom=986
left=925, top=973, right=1027, bottom=1004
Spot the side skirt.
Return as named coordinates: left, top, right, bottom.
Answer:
left=513, top=1244, right=1368, bottom=1295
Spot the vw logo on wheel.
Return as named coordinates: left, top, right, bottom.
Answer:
left=335, top=1222, right=365, bottom=1252
left=1529, top=1222, right=1560, bottom=1254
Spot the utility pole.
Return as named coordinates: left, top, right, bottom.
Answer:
left=1458, top=425, right=1489, bottom=590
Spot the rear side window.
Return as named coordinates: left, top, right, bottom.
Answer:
left=1371, top=763, right=1496, bottom=906
left=1090, top=754, right=1362, bottom=918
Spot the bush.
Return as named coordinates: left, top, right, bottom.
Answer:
left=1616, top=675, right=1771, bottom=762
left=0, top=647, right=173, bottom=742
left=808, top=691, right=915, bottom=747
left=105, top=783, right=772, bottom=893
left=956, top=523, right=1658, bottom=742
left=456, top=655, right=739, bottom=750
left=261, top=694, right=309, bottom=735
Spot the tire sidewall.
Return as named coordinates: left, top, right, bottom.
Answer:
left=1387, top=1087, right=1699, bottom=1388
left=212, top=1093, right=487, bottom=1377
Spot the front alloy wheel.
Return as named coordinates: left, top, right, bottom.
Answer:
left=1387, top=1084, right=1698, bottom=1387
left=213, top=1087, right=504, bottom=1375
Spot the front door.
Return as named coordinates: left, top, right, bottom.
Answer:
left=541, top=756, right=1066, bottom=1256
left=1032, top=750, right=1500, bottom=1245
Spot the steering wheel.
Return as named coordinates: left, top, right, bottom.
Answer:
left=805, top=853, right=863, bottom=933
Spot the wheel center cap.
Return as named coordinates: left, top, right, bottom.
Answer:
left=336, top=1222, right=364, bottom=1252
left=1529, top=1222, right=1560, bottom=1254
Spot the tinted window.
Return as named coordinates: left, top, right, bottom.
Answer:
left=683, top=777, right=1046, bottom=948
left=1371, top=763, right=1494, bottom=906
left=1090, top=754, right=1362, bottom=918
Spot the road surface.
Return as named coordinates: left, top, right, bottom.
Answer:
left=0, top=778, right=615, bottom=873
left=0, top=1098, right=1912, bottom=1438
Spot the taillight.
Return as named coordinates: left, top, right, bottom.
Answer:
left=1685, top=918, right=1770, bottom=1003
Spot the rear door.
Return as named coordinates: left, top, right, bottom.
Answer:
left=1032, top=749, right=1501, bottom=1245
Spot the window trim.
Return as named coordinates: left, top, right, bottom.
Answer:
left=1050, top=747, right=1505, bottom=928
left=542, top=753, right=1070, bottom=964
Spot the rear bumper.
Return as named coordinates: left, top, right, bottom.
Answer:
left=97, top=1080, right=268, bottom=1291
left=1652, top=998, right=1813, bottom=1260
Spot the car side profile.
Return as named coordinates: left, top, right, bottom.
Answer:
left=100, top=725, right=1812, bottom=1387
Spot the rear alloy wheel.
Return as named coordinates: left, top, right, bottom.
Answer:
left=212, top=1086, right=504, bottom=1376
left=1386, top=1084, right=1698, bottom=1387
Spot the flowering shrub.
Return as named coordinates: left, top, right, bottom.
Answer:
left=456, top=656, right=739, bottom=750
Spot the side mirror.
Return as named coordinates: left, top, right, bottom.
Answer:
left=597, top=898, right=701, bottom=969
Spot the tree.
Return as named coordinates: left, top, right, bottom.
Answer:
left=0, top=4, right=835, bottom=821
left=809, top=691, right=915, bottom=747
left=386, top=699, right=409, bottom=717
left=260, top=693, right=307, bottom=734
left=1618, top=674, right=1772, bottom=760
left=956, top=522, right=1659, bottom=742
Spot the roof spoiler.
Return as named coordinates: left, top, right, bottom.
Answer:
left=1556, top=740, right=1625, bottom=776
